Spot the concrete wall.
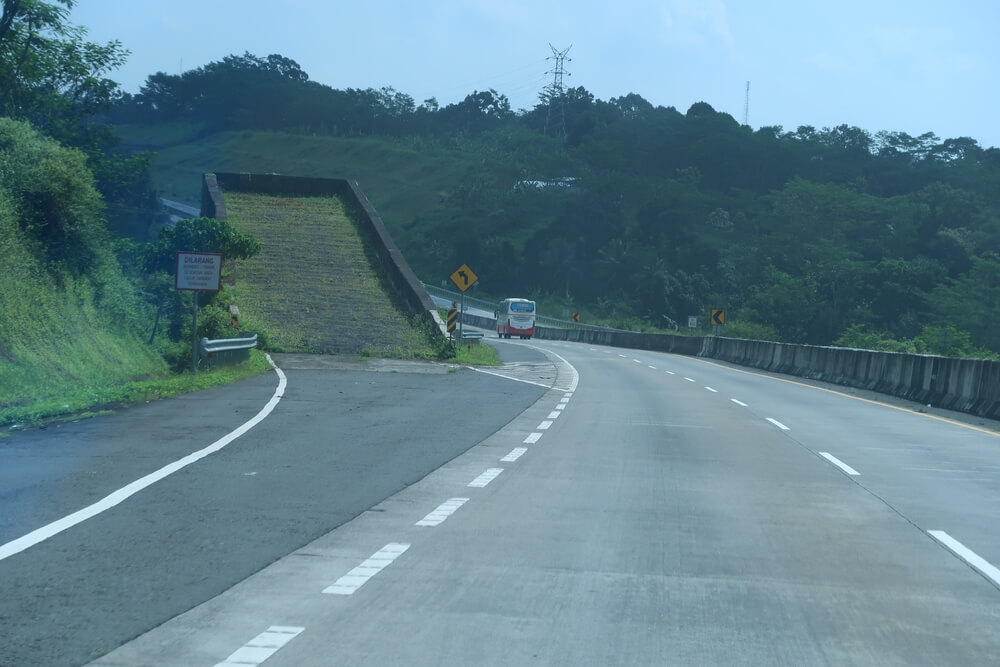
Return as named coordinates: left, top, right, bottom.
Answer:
left=460, top=311, right=1000, bottom=421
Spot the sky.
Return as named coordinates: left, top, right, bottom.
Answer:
left=70, top=0, right=1000, bottom=149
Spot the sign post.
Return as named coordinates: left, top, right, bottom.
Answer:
left=176, top=252, right=223, bottom=373
left=449, top=263, right=478, bottom=340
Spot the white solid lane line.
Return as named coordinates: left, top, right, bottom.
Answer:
left=819, top=452, right=860, bottom=476
left=766, top=418, right=790, bottom=430
left=214, top=625, right=304, bottom=667
left=416, top=498, right=469, bottom=527
left=323, top=543, right=410, bottom=595
left=929, top=531, right=1000, bottom=588
left=0, top=357, right=288, bottom=563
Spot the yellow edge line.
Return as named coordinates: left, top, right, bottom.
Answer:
left=687, top=355, right=1000, bottom=438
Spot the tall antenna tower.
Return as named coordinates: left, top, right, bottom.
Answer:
left=743, top=81, right=750, bottom=127
left=543, top=44, right=572, bottom=139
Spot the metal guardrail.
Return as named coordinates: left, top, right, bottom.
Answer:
left=422, top=283, right=637, bottom=334
left=199, top=333, right=258, bottom=368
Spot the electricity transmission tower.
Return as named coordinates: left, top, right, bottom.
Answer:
left=543, top=44, right=572, bottom=139
left=743, top=81, right=750, bottom=127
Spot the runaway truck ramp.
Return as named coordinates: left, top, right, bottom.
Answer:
left=200, top=172, right=443, bottom=355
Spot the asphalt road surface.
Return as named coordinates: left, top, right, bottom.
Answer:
left=4, top=338, right=1000, bottom=666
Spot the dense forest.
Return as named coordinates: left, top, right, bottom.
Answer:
left=5, top=0, right=1000, bottom=359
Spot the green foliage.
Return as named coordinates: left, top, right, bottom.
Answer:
left=0, top=0, right=152, bottom=227
left=141, top=216, right=262, bottom=273
left=833, top=324, right=998, bottom=360
left=722, top=320, right=780, bottom=342
left=0, top=117, right=105, bottom=269
left=0, top=117, right=172, bottom=425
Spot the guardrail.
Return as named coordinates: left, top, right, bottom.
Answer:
left=422, top=283, right=636, bottom=333
left=199, top=333, right=258, bottom=369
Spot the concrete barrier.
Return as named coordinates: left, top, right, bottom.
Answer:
left=459, top=310, right=1000, bottom=421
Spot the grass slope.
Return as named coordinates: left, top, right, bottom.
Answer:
left=224, top=191, right=435, bottom=356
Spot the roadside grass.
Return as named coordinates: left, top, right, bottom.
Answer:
left=0, top=351, right=272, bottom=434
left=454, top=342, right=502, bottom=366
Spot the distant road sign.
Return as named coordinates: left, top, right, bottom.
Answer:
left=571, top=312, right=581, bottom=323
left=711, top=309, right=726, bottom=326
left=449, top=264, right=478, bottom=292
left=175, top=252, right=222, bottom=291
left=688, top=316, right=698, bottom=328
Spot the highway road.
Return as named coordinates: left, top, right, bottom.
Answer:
left=3, top=338, right=1000, bottom=665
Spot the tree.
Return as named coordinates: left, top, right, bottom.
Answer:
left=0, top=0, right=152, bottom=233
left=0, top=116, right=104, bottom=270
left=141, top=217, right=262, bottom=274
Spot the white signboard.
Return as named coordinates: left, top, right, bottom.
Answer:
left=688, top=316, right=698, bottom=328
left=175, top=252, right=222, bottom=291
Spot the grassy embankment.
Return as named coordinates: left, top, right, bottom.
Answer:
left=0, top=237, right=271, bottom=432
left=1, top=126, right=501, bottom=432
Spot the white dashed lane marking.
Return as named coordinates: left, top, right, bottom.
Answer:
left=468, top=468, right=504, bottom=488
left=214, top=626, right=304, bottom=667
left=929, top=531, right=1000, bottom=588
left=416, top=498, right=469, bottom=527
left=501, top=447, right=528, bottom=462
left=766, top=418, right=790, bottom=431
left=820, top=452, right=860, bottom=476
left=731, top=399, right=748, bottom=406
left=323, top=543, right=410, bottom=595
left=523, top=432, right=543, bottom=444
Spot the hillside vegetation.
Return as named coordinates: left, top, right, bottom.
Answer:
left=0, top=118, right=271, bottom=429
left=108, top=52, right=1000, bottom=356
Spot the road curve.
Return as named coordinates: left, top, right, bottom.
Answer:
left=78, top=338, right=1000, bottom=666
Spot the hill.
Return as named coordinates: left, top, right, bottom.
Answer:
left=111, top=75, right=1000, bottom=354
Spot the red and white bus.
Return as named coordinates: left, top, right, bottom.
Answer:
left=495, top=298, right=536, bottom=339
